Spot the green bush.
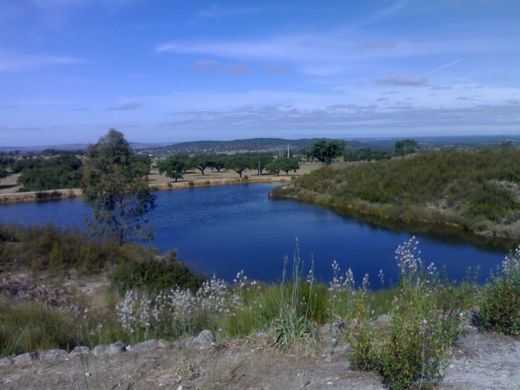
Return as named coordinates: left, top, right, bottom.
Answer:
left=109, top=248, right=204, bottom=293
left=477, top=246, right=520, bottom=335
left=18, top=154, right=82, bottom=191
left=348, top=238, right=474, bottom=389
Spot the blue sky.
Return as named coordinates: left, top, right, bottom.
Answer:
left=1, top=0, right=519, bottom=146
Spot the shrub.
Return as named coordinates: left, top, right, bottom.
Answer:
left=477, top=246, right=520, bottom=335
left=348, top=237, right=473, bottom=390
left=1, top=225, right=117, bottom=274
left=0, top=301, right=78, bottom=356
left=109, top=249, right=204, bottom=294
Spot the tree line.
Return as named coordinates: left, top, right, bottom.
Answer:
left=158, top=153, right=300, bottom=182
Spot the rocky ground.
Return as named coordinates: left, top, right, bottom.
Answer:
left=1, top=324, right=518, bottom=389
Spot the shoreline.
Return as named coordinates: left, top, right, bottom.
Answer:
left=270, top=186, right=519, bottom=249
left=0, top=176, right=292, bottom=206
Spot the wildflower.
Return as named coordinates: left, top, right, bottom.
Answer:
left=378, top=269, right=384, bottom=287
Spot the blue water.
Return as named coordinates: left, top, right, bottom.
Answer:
left=0, top=184, right=508, bottom=287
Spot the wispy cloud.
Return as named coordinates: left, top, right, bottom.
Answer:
left=108, top=102, right=143, bottom=111
left=0, top=53, right=86, bottom=72
left=376, top=76, right=427, bottom=86
left=156, top=32, right=519, bottom=76
left=192, top=59, right=219, bottom=70
left=197, top=5, right=276, bottom=19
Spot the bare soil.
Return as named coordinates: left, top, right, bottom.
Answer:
left=0, top=163, right=321, bottom=205
left=1, top=324, right=518, bottom=389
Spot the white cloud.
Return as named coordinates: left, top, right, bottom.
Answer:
left=156, top=31, right=519, bottom=76
left=0, top=53, right=86, bottom=72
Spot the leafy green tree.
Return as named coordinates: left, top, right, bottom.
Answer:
left=266, top=159, right=282, bottom=176
left=208, top=155, right=226, bottom=172
left=254, top=154, right=274, bottom=175
left=395, top=139, right=419, bottom=156
left=159, top=155, right=190, bottom=182
left=81, top=129, right=156, bottom=244
left=305, top=140, right=346, bottom=165
left=190, top=154, right=212, bottom=175
left=17, top=155, right=82, bottom=191
left=225, top=155, right=253, bottom=178
left=268, top=157, right=300, bottom=175
left=281, top=157, right=300, bottom=175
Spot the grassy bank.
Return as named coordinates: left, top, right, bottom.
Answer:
left=272, top=148, right=520, bottom=242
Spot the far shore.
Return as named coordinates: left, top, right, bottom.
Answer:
left=0, top=164, right=322, bottom=205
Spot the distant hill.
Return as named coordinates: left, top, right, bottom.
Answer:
left=139, top=138, right=376, bottom=156
left=3, top=135, right=519, bottom=156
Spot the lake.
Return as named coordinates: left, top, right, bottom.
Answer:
left=0, top=183, right=508, bottom=287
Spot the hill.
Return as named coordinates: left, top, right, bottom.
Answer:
left=272, top=147, right=520, bottom=242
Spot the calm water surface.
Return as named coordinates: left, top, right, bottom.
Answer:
left=0, top=184, right=507, bottom=286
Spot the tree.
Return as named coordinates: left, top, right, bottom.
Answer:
left=190, top=154, right=211, bottom=175
left=268, top=157, right=300, bottom=176
left=253, top=154, right=274, bottom=175
left=281, top=157, right=300, bottom=175
left=266, top=159, right=282, bottom=176
left=82, top=129, right=156, bottom=244
left=17, top=154, right=82, bottom=191
left=209, top=155, right=226, bottom=172
left=305, top=140, right=346, bottom=165
left=159, top=155, right=189, bottom=182
left=225, top=155, right=252, bottom=178
left=395, top=139, right=419, bottom=156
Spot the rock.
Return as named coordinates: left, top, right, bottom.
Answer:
left=0, top=357, right=13, bottom=366
left=330, top=320, right=346, bottom=335
left=256, top=329, right=269, bottom=339
left=14, top=352, right=38, bottom=365
left=40, top=349, right=66, bottom=360
left=92, top=344, right=109, bottom=356
left=157, top=339, right=171, bottom=349
left=192, top=330, right=215, bottom=348
left=108, top=341, right=126, bottom=354
left=130, top=339, right=158, bottom=351
left=71, top=346, right=90, bottom=354
left=373, top=314, right=391, bottom=330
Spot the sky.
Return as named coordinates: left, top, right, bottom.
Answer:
left=0, top=0, right=519, bottom=146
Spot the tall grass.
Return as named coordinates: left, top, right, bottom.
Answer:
left=477, top=246, right=520, bottom=335
left=271, top=242, right=318, bottom=350
left=347, top=237, right=476, bottom=389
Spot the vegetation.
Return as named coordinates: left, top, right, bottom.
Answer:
left=82, top=129, right=156, bottom=244
left=224, top=155, right=254, bottom=178
left=274, top=148, right=520, bottom=240
left=266, top=157, right=300, bottom=176
left=344, top=147, right=392, bottom=162
left=109, top=247, right=204, bottom=294
left=348, top=237, right=475, bottom=389
left=1, top=225, right=519, bottom=390
left=158, top=155, right=190, bottom=182
left=0, top=224, right=117, bottom=274
left=17, top=155, right=82, bottom=191
left=305, top=139, right=346, bottom=165
left=476, top=246, right=520, bottom=335
left=394, top=139, right=420, bottom=156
